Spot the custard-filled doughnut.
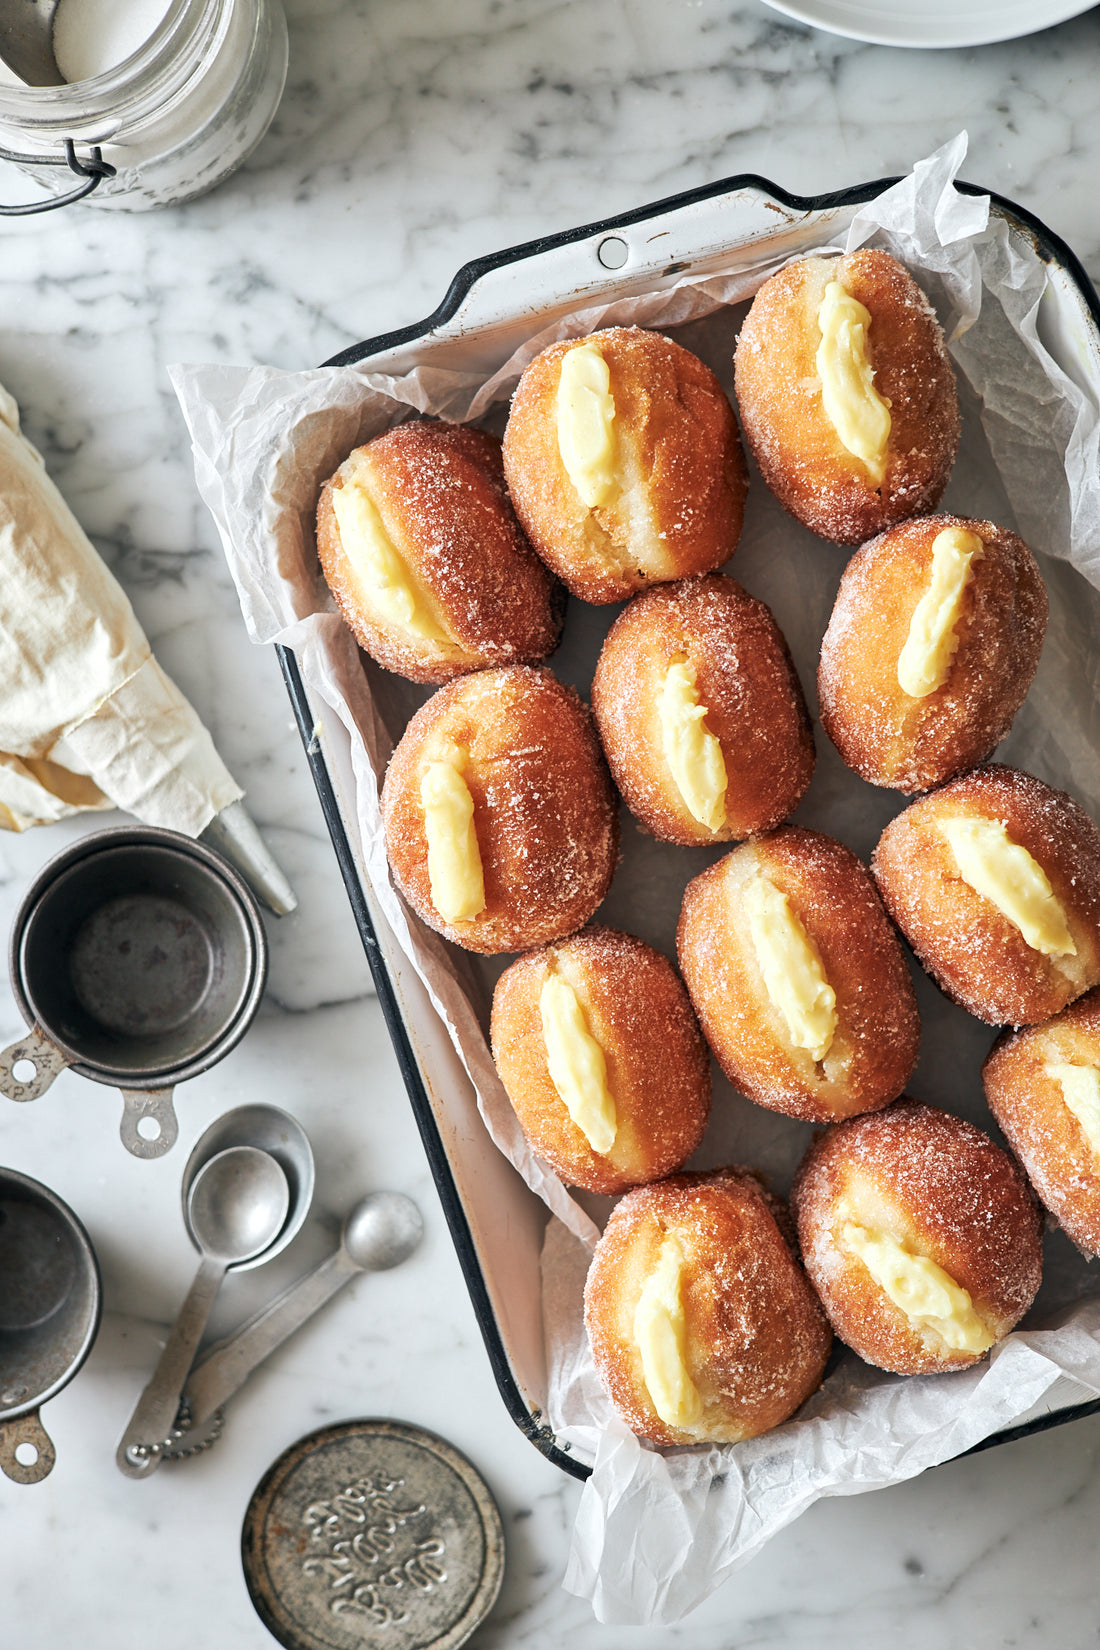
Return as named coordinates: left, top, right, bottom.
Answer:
left=317, top=421, right=562, bottom=683
left=490, top=928, right=710, bottom=1194
left=734, top=250, right=959, bottom=546
left=983, top=987, right=1100, bottom=1256
left=819, top=515, right=1047, bottom=793
left=502, top=326, right=748, bottom=604
left=584, top=1168, right=831, bottom=1445
left=676, top=827, right=919, bottom=1123
left=791, top=1100, right=1043, bottom=1375
left=872, top=765, right=1100, bottom=1027
left=591, top=575, right=815, bottom=845
left=381, top=666, right=618, bottom=953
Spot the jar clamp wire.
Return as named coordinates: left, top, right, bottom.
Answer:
left=0, top=0, right=287, bottom=211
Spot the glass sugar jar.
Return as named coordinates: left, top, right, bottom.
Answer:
left=0, top=0, right=288, bottom=211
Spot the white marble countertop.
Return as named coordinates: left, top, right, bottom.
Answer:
left=3, top=1, right=1100, bottom=1643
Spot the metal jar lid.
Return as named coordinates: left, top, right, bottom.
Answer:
left=241, top=1419, right=505, bottom=1650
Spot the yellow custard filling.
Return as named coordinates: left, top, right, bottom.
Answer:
left=658, top=660, right=727, bottom=833
left=556, top=342, right=619, bottom=508
left=897, top=527, right=985, bottom=698
left=744, top=874, right=837, bottom=1062
left=816, top=278, right=892, bottom=487
left=939, top=816, right=1075, bottom=958
left=539, top=970, right=617, bottom=1154
left=1045, top=1062, right=1100, bottom=1161
left=420, top=749, right=485, bottom=924
left=633, top=1233, right=707, bottom=1432
left=332, top=480, right=451, bottom=643
left=840, top=1216, right=992, bottom=1355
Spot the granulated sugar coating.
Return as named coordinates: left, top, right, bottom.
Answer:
left=791, top=1100, right=1044, bottom=1375
left=490, top=926, right=710, bottom=1194
left=818, top=515, right=1048, bottom=793
left=677, top=826, right=920, bottom=1123
left=733, top=250, right=959, bottom=547
left=591, top=574, right=815, bottom=845
left=317, top=421, right=563, bottom=684
left=984, top=986, right=1100, bottom=1257
left=381, top=665, right=618, bottom=953
left=872, top=764, right=1100, bottom=1026
left=503, top=326, right=748, bottom=603
left=584, top=1167, right=832, bottom=1445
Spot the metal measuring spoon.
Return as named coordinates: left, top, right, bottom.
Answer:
left=180, top=1192, right=423, bottom=1432
left=0, top=0, right=64, bottom=86
left=116, top=1145, right=289, bottom=1478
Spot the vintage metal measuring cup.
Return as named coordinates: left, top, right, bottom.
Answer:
left=0, top=827, right=267, bottom=1160
left=0, top=1166, right=102, bottom=1484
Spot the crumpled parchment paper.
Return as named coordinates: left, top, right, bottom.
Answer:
left=0, top=379, right=242, bottom=835
left=170, top=133, right=1100, bottom=1624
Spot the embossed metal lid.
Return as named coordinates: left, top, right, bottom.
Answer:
left=241, top=1419, right=505, bottom=1650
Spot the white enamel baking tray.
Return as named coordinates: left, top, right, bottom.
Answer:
left=278, top=172, right=1100, bottom=1480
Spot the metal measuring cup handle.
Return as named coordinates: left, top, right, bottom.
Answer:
left=0, top=1409, right=57, bottom=1484
left=118, top=1089, right=179, bottom=1159
left=0, top=1027, right=179, bottom=1159
left=0, top=1025, right=70, bottom=1101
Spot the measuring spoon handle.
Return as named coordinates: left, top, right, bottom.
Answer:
left=116, top=1255, right=226, bottom=1477
left=183, top=1247, right=358, bottom=1427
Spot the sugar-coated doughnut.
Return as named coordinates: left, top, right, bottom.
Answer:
left=791, top=1100, right=1043, bottom=1376
left=584, top=1168, right=832, bottom=1445
left=734, top=250, right=959, bottom=546
left=502, top=326, right=748, bottom=604
left=381, top=666, right=618, bottom=953
left=983, top=987, right=1100, bottom=1256
left=676, top=827, right=919, bottom=1123
left=818, top=515, right=1047, bottom=793
left=317, top=421, right=563, bottom=683
left=490, top=928, right=710, bottom=1194
left=872, top=764, right=1100, bottom=1027
left=591, top=575, right=815, bottom=845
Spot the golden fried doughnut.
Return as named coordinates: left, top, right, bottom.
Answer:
left=676, top=826, right=919, bottom=1123
left=584, top=1167, right=831, bottom=1445
left=819, top=515, right=1047, bottom=793
left=591, top=575, right=815, bottom=845
left=502, top=326, right=748, bottom=604
left=490, top=927, right=710, bottom=1194
left=791, top=1099, right=1043, bottom=1375
left=872, top=764, right=1100, bottom=1026
left=984, top=986, right=1100, bottom=1256
left=381, top=666, right=618, bottom=953
left=317, top=420, right=562, bottom=683
left=734, top=250, right=959, bottom=545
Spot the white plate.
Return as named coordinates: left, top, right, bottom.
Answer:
left=758, top=0, right=1096, bottom=48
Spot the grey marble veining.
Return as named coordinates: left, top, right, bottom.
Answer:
left=2, top=0, right=1100, bottom=1643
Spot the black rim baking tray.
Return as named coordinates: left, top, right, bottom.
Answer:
left=278, top=170, right=1100, bottom=1483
